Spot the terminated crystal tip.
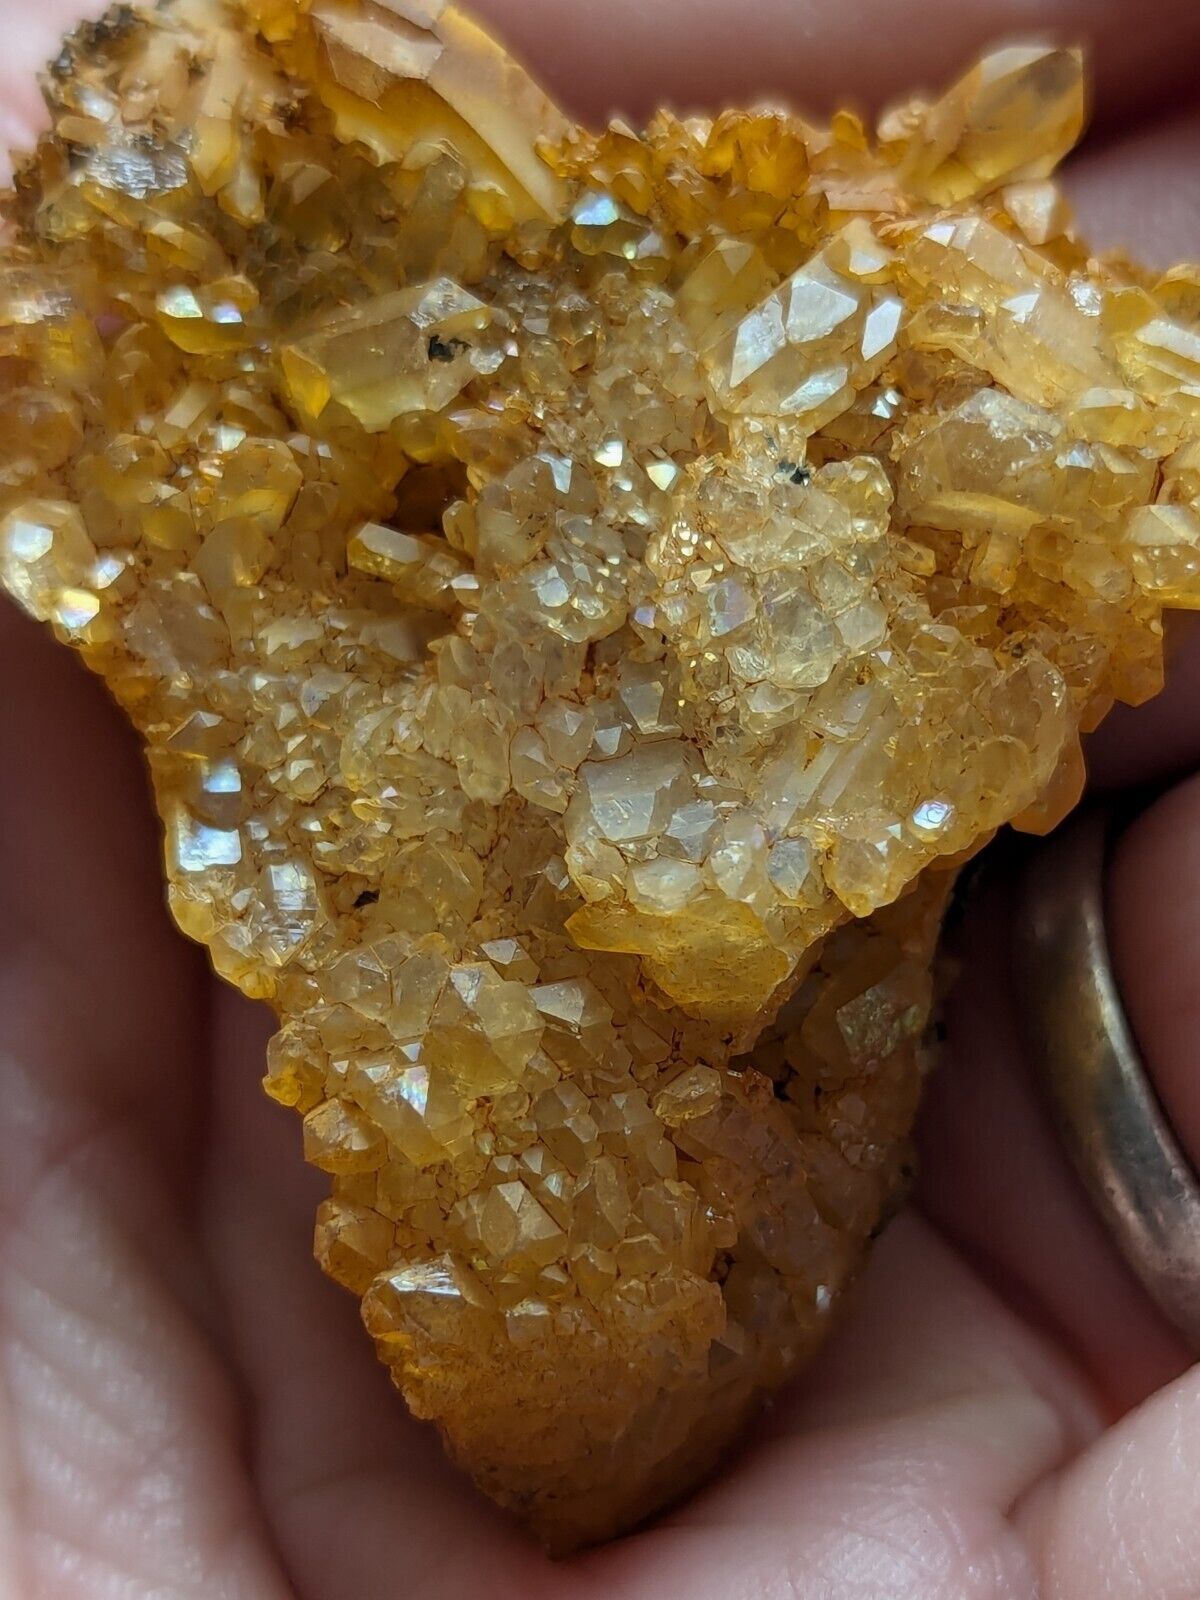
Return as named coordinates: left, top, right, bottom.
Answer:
left=2, top=0, right=1199, bottom=1551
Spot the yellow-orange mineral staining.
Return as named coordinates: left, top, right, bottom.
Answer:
left=3, top=0, right=1200, bottom=1549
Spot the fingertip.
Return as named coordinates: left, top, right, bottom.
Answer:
left=1066, top=107, right=1200, bottom=269
left=1, top=0, right=110, bottom=181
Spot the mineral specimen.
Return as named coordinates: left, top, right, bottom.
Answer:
left=3, top=0, right=1199, bottom=1550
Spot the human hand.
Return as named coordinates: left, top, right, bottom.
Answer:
left=3, top=2, right=1200, bottom=1596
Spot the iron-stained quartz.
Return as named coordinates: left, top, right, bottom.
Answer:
left=4, top=0, right=1200, bottom=1550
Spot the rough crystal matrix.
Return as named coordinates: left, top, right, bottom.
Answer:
left=3, top=0, right=1200, bottom=1549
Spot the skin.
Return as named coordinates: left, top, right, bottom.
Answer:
left=2, top=0, right=1200, bottom=1595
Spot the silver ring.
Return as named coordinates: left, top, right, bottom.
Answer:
left=1014, top=804, right=1200, bottom=1351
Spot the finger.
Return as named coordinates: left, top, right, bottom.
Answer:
left=584, top=1217, right=1097, bottom=1600
left=1085, top=620, right=1200, bottom=792
left=917, top=855, right=1192, bottom=1411
left=1, top=0, right=106, bottom=156
left=199, top=987, right=545, bottom=1600
left=473, top=0, right=1200, bottom=128
left=0, top=601, right=206, bottom=1187
left=1067, top=106, right=1200, bottom=271
left=0, top=607, right=293, bottom=1595
left=0, top=1116, right=295, bottom=1600
left=1020, top=1367, right=1200, bottom=1600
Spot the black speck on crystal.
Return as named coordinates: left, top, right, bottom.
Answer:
left=428, top=335, right=469, bottom=363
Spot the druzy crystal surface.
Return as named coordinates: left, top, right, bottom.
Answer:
left=4, top=0, right=1200, bottom=1549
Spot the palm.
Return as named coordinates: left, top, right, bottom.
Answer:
left=5, top=3, right=1200, bottom=1597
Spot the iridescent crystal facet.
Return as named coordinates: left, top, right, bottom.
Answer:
left=3, top=0, right=1200, bottom=1550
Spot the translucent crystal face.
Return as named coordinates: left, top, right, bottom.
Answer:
left=3, top=0, right=1200, bottom=1551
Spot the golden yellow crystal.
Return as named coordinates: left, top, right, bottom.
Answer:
left=3, top=0, right=1200, bottom=1550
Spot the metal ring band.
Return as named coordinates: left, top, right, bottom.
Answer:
left=1014, top=804, right=1200, bottom=1351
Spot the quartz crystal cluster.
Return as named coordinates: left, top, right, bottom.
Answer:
left=4, top=0, right=1200, bottom=1549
